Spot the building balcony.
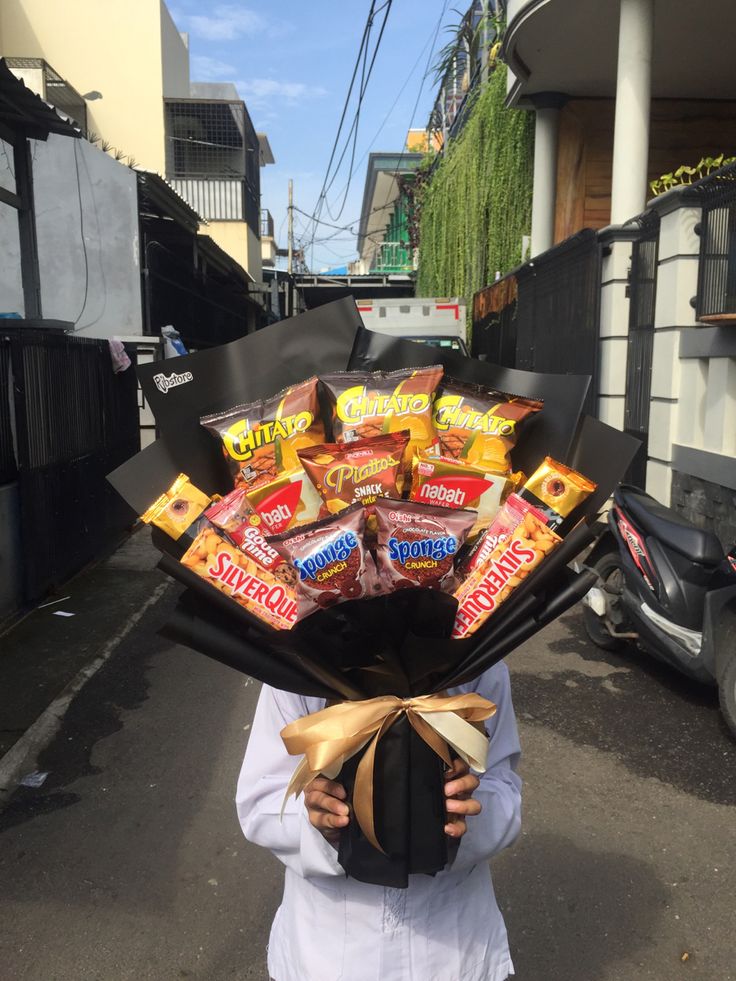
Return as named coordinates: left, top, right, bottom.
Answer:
left=164, top=98, right=260, bottom=232
left=260, top=208, right=275, bottom=240
left=503, top=0, right=736, bottom=107
left=370, top=241, right=415, bottom=275
left=168, top=176, right=255, bottom=224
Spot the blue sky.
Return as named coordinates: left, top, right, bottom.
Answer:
left=169, top=1, right=455, bottom=271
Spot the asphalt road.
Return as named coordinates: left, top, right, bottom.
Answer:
left=1, top=585, right=734, bottom=981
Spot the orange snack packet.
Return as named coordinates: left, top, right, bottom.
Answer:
left=452, top=509, right=561, bottom=638
left=320, top=365, right=443, bottom=487
left=201, top=377, right=325, bottom=491
left=432, top=378, right=542, bottom=473
left=181, top=526, right=297, bottom=630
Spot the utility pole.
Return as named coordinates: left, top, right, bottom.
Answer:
left=287, top=178, right=294, bottom=317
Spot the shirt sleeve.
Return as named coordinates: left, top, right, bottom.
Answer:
left=235, top=685, right=345, bottom=879
left=448, top=662, right=523, bottom=872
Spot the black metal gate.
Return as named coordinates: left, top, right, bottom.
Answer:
left=472, top=230, right=602, bottom=413
left=1, top=329, right=139, bottom=605
left=623, top=214, right=660, bottom=487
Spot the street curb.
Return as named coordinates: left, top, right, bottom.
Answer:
left=0, top=580, right=171, bottom=807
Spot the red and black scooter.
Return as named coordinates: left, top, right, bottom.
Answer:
left=582, top=484, right=736, bottom=736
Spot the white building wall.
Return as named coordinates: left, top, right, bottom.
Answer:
left=31, top=134, right=142, bottom=337
left=160, top=0, right=190, bottom=98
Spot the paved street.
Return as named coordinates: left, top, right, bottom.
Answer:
left=1, top=575, right=734, bottom=981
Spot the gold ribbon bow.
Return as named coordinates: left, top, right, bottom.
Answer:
left=280, top=692, right=497, bottom=852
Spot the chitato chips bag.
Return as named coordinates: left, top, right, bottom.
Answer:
left=433, top=378, right=543, bottom=473
left=201, top=377, right=324, bottom=491
left=372, top=498, right=476, bottom=593
left=320, top=366, right=443, bottom=483
left=270, top=504, right=374, bottom=618
left=297, top=431, right=408, bottom=514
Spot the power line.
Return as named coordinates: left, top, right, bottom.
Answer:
left=303, top=0, right=395, bottom=262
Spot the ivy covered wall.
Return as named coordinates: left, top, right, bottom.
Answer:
left=416, top=63, right=534, bottom=301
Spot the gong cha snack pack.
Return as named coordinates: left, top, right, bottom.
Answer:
left=433, top=378, right=543, bottom=474
left=270, top=503, right=374, bottom=619
left=298, top=431, right=409, bottom=514
left=372, top=498, right=476, bottom=593
left=321, top=366, right=443, bottom=483
left=201, top=377, right=325, bottom=491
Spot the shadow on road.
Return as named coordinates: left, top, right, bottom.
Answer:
left=496, top=832, right=669, bottom=981
left=512, top=613, right=736, bottom=807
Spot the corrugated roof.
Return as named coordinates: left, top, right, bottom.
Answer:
left=136, top=170, right=204, bottom=232
left=0, top=58, right=81, bottom=140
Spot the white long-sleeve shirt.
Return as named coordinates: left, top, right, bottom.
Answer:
left=236, top=662, right=522, bottom=981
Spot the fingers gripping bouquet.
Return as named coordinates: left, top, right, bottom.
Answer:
left=109, top=299, right=640, bottom=888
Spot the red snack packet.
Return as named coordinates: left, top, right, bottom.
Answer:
left=408, top=449, right=511, bottom=539
left=245, top=467, right=327, bottom=535
left=201, top=377, right=325, bottom=490
left=298, top=431, right=409, bottom=513
left=269, top=504, right=374, bottom=620
left=456, top=493, right=549, bottom=578
left=372, top=498, right=476, bottom=594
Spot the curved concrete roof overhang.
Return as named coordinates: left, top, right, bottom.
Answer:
left=502, top=0, right=736, bottom=107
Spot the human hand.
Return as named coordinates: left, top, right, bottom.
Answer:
left=444, top=758, right=481, bottom=839
left=304, top=776, right=350, bottom=844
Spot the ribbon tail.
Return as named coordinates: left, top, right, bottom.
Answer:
left=353, top=711, right=399, bottom=854
left=415, top=710, right=490, bottom=773
left=280, top=755, right=315, bottom=821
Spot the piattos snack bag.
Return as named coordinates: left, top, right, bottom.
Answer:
left=181, top=526, right=297, bottom=630
left=452, top=509, right=561, bottom=638
left=518, top=457, right=596, bottom=529
left=244, top=467, right=326, bottom=536
left=140, top=473, right=212, bottom=541
left=457, top=493, right=549, bottom=578
left=201, top=377, right=325, bottom=490
left=298, top=431, right=409, bottom=514
left=432, top=378, right=542, bottom=473
left=320, top=366, right=443, bottom=485
left=409, top=449, right=511, bottom=539
left=372, top=498, right=476, bottom=593
left=270, top=504, right=373, bottom=618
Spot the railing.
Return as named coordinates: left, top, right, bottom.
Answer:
left=261, top=208, right=275, bottom=238
left=1, top=328, right=139, bottom=605
left=370, top=241, right=414, bottom=274
left=693, top=161, right=736, bottom=321
left=170, top=177, right=249, bottom=223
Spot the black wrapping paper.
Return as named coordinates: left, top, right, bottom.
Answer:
left=108, top=304, right=642, bottom=887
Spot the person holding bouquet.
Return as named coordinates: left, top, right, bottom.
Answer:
left=236, top=660, right=522, bottom=981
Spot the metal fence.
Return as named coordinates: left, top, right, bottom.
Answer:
left=1, top=329, right=139, bottom=605
left=623, top=214, right=660, bottom=486
left=694, top=161, right=736, bottom=321
left=143, top=241, right=254, bottom=348
left=472, top=230, right=602, bottom=412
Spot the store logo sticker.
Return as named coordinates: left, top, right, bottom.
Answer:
left=153, top=370, right=194, bottom=394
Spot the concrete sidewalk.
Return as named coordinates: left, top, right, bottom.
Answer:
left=0, top=528, right=171, bottom=803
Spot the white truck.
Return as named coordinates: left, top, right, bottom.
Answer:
left=355, top=298, right=468, bottom=355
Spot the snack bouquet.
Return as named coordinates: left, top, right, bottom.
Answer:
left=110, top=298, right=639, bottom=887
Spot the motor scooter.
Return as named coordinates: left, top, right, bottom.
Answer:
left=582, top=484, right=736, bottom=736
